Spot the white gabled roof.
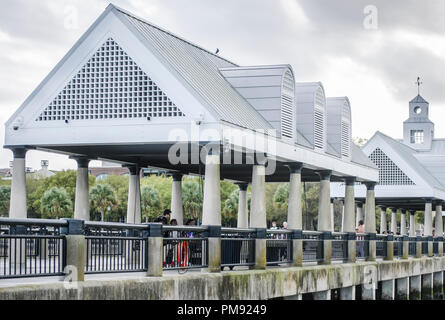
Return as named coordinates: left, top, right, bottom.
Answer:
left=113, top=5, right=273, bottom=131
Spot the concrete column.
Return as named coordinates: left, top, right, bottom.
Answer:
left=381, top=279, right=395, bottom=300
left=317, top=171, right=332, bottom=265
left=286, top=163, right=303, bottom=230
left=330, top=201, right=335, bottom=232
left=250, top=163, right=267, bottom=270
left=424, top=199, right=433, bottom=236
left=364, top=182, right=377, bottom=261
left=286, top=163, right=303, bottom=267
left=236, top=183, right=249, bottom=228
left=400, top=210, right=407, bottom=235
left=62, top=219, right=86, bottom=282
left=433, top=271, right=444, bottom=300
left=202, top=151, right=221, bottom=272
left=435, top=203, right=443, bottom=256
left=409, top=275, right=421, bottom=300
left=9, top=148, right=28, bottom=219
left=409, top=211, right=416, bottom=236
left=147, top=224, right=163, bottom=277
left=71, top=156, right=90, bottom=221
left=356, top=202, right=364, bottom=228
left=126, top=165, right=141, bottom=224
left=317, top=171, right=332, bottom=232
left=380, top=207, right=387, bottom=234
left=422, top=273, right=433, bottom=300
left=395, top=277, right=409, bottom=300
left=313, top=290, right=331, bottom=300
left=390, top=208, right=397, bottom=234
left=339, top=286, right=355, bottom=300
left=171, top=173, right=184, bottom=225
left=343, top=178, right=356, bottom=233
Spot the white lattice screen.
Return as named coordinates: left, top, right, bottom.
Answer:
left=341, top=120, right=350, bottom=157
left=314, top=87, right=326, bottom=150
left=369, top=148, right=415, bottom=185
left=36, top=38, right=185, bottom=122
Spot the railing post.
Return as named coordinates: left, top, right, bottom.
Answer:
left=204, top=225, right=221, bottom=272
left=321, top=231, right=332, bottom=265
left=428, top=236, right=434, bottom=257
left=146, top=223, right=163, bottom=277
left=415, top=236, right=422, bottom=258
left=347, top=232, right=356, bottom=263
left=254, top=228, right=267, bottom=269
left=438, top=237, right=444, bottom=257
left=367, top=233, right=376, bottom=261
left=385, top=234, right=394, bottom=261
left=401, top=235, right=409, bottom=259
left=291, top=229, right=303, bottom=267
left=61, top=218, right=85, bottom=282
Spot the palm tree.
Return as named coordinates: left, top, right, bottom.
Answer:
left=40, top=187, right=72, bottom=219
left=89, top=184, right=118, bottom=221
left=182, top=180, right=201, bottom=220
left=141, top=185, right=161, bottom=222
left=0, top=186, right=11, bottom=216
left=273, top=183, right=289, bottom=211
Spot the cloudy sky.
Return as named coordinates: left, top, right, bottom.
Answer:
left=0, top=0, right=444, bottom=171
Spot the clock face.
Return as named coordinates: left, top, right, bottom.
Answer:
left=414, top=106, right=422, bottom=114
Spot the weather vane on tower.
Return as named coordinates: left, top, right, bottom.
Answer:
left=415, top=76, right=422, bottom=95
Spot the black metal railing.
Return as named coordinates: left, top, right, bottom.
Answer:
left=408, top=237, right=417, bottom=256
left=266, top=229, right=293, bottom=265
left=162, top=226, right=208, bottom=270
left=221, top=228, right=255, bottom=270
left=0, top=218, right=66, bottom=279
left=376, top=234, right=387, bottom=258
left=331, top=232, right=348, bottom=261
left=85, top=221, right=147, bottom=274
left=302, top=231, right=323, bottom=262
left=393, top=236, right=403, bottom=258
left=356, top=233, right=369, bottom=259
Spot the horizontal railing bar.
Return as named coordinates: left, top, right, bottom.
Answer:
left=221, top=227, right=256, bottom=233
left=85, top=236, right=144, bottom=240
left=0, top=217, right=68, bottom=227
left=302, top=230, right=323, bottom=236
left=0, top=235, right=65, bottom=239
left=163, top=225, right=208, bottom=232
left=85, top=221, right=148, bottom=230
left=266, top=229, right=293, bottom=234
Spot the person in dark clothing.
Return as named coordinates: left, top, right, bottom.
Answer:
left=155, top=209, right=171, bottom=224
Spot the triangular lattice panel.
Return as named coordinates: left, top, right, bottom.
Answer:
left=36, top=38, right=185, bottom=122
left=368, top=148, right=415, bottom=185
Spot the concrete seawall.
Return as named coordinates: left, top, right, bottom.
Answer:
left=1, top=257, right=444, bottom=300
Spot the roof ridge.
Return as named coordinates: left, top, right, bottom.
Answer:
left=110, top=4, right=238, bottom=67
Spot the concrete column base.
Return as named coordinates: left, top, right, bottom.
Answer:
left=347, top=240, right=356, bottom=263
left=422, top=273, right=433, bottom=300
left=428, top=242, right=433, bottom=257
left=321, top=240, right=332, bottom=265
left=340, top=286, right=355, bottom=300
left=292, top=239, right=303, bottom=267
left=205, top=238, right=221, bottom=273
left=367, top=240, right=376, bottom=261
left=433, top=271, right=444, bottom=300
left=381, top=279, right=395, bottom=300
left=65, top=235, right=86, bottom=282
left=416, top=242, right=422, bottom=258
left=313, top=290, right=331, bottom=300
left=396, top=277, right=409, bottom=300
left=409, top=275, right=421, bottom=300
left=254, top=239, right=266, bottom=270
left=385, top=241, right=394, bottom=261
left=402, top=241, right=409, bottom=259
left=438, top=242, right=443, bottom=257
left=147, top=237, right=163, bottom=277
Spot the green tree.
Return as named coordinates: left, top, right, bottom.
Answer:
left=103, top=175, right=129, bottom=222
left=89, top=184, right=118, bottom=221
left=222, top=189, right=239, bottom=227
left=273, top=183, right=289, bottom=211
left=182, top=179, right=201, bottom=221
left=141, top=185, right=162, bottom=222
left=40, top=187, right=72, bottom=219
left=0, top=186, right=11, bottom=216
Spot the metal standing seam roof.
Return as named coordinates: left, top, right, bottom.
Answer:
left=372, top=131, right=445, bottom=190
left=112, top=5, right=273, bottom=131
left=350, top=143, right=377, bottom=169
